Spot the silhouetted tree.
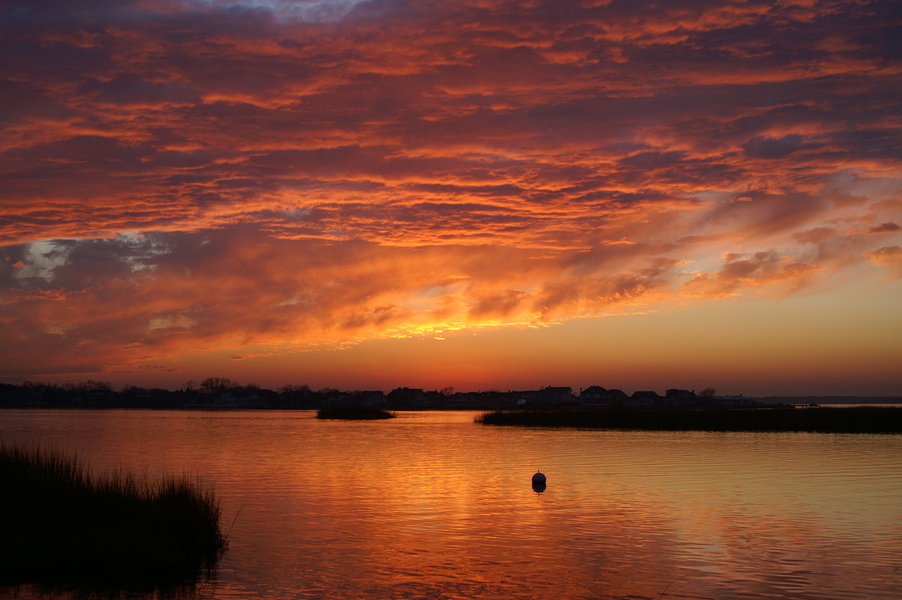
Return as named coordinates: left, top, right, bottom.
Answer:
left=200, top=377, right=238, bottom=395
left=64, top=380, right=112, bottom=393
left=281, top=384, right=310, bottom=393
left=698, top=388, right=716, bottom=402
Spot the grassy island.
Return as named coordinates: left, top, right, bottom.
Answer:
left=475, top=406, right=902, bottom=433
left=0, top=444, right=227, bottom=591
left=317, top=405, right=396, bottom=420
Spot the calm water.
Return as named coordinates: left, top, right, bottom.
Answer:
left=2, top=409, right=900, bottom=600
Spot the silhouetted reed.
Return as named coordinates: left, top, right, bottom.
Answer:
left=317, top=405, right=396, bottom=420
left=475, top=406, right=902, bottom=433
left=0, top=444, right=226, bottom=592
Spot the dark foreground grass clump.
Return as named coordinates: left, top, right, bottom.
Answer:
left=0, top=444, right=227, bottom=592
left=475, top=406, right=902, bottom=433
left=317, top=405, right=396, bottom=420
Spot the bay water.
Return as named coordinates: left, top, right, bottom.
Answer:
left=1, top=409, right=899, bottom=599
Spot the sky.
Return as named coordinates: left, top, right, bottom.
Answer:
left=1, top=0, right=901, bottom=396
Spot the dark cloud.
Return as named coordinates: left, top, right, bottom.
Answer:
left=743, top=134, right=813, bottom=159
left=82, top=76, right=202, bottom=106
left=868, top=222, right=900, bottom=233
left=619, top=151, right=686, bottom=170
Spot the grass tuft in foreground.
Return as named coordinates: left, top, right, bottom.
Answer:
left=0, top=444, right=227, bottom=591
left=317, top=405, right=396, bottom=420
left=475, top=406, right=902, bottom=433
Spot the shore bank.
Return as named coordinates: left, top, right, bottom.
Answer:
left=475, top=406, right=902, bottom=433
left=317, top=405, right=396, bottom=420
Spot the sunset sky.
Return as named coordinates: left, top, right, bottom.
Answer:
left=2, top=0, right=901, bottom=396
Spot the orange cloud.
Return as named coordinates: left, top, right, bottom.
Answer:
left=867, top=245, right=902, bottom=281
left=1, top=0, right=900, bottom=390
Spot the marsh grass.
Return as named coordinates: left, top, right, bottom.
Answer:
left=475, top=406, right=902, bottom=433
left=0, top=444, right=227, bottom=591
left=317, top=405, right=395, bottom=420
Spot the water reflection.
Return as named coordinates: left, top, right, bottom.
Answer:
left=1, top=410, right=900, bottom=600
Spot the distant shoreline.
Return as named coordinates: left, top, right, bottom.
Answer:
left=2, top=381, right=900, bottom=411
left=2, top=400, right=901, bottom=411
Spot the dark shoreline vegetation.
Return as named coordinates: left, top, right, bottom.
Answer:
left=4, top=380, right=901, bottom=411
left=0, top=444, right=227, bottom=594
left=317, top=405, right=396, bottom=420
left=475, top=407, right=902, bottom=433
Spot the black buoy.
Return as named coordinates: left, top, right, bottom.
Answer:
left=532, top=469, right=546, bottom=493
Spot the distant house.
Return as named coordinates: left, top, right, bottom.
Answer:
left=537, top=386, right=574, bottom=404
left=511, top=390, right=539, bottom=406
left=446, top=392, right=479, bottom=408
left=422, top=390, right=446, bottom=408
left=581, top=386, right=628, bottom=406
left=386, top=387, right=426, bottom=407
left=607, top=389, right=629, bottom=404
left=321, top=389, right=351, bottom=407
left=581, top=385, right=608, bottom=405
left=628, top=390, right=661, bottom=407
left=664, top=389, right=696, bottom=406
left=350, top=390, right=386, bottom=407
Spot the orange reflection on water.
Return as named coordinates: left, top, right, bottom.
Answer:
left=2, top=411, right=900, bottom=599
